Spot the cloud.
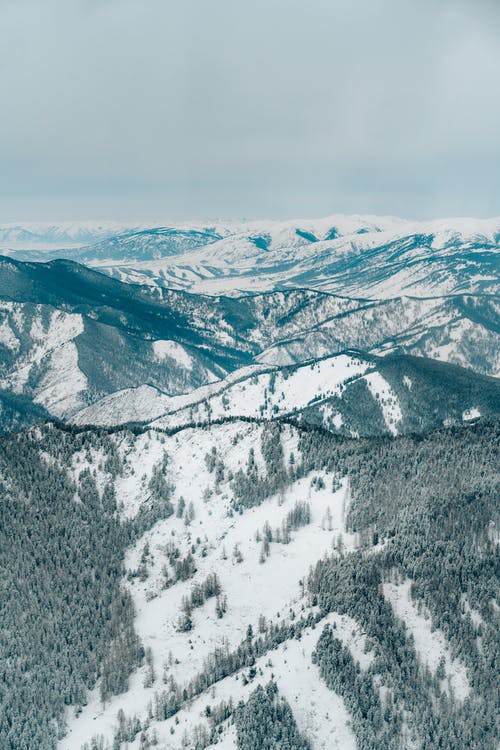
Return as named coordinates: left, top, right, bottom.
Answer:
left=0, top=0, right=499, bottom=219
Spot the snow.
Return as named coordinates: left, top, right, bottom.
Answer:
left=0, top=308, right=87, bottom=414
left=151, top=354, right=371, bottom=430
left=59, top=422, right=368, bottom=750
left=71, top=355, right=375, bottom=430
left=72, top=365, right=267, bottom=427
left=363, top=372, right=402, bottom=435
left=73, top=385, right=169, bottom=426
left=113, top=431, right=167, bottom=519
left=101, top=612, right=359, bottom=750
left=6, top=215, right=498, bottom=303
left=34, top=341, right=88, bottom=416
left=403, top=375, right=412, bottom=390
left=462, top=407, right=480, bottom=421
left=152, top=340, right=194, bottom=370
left=0, top=311, right=19, bottom=351
left=321, top=404, right=343, bottom=431
left=383, top=580, right=471, bottom=702
left=459, top=594, right=484, bottom=629
left=0, top=221, right=153, bottom=250
left=150, top=614, right=358, bottom=750
left=34, top=214, right=498, bottom=301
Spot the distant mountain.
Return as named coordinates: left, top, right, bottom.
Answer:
left=4, top=215, right=498, bottom=299
left=0, top=221, right=149, bottom=251
left=0, top=255, right=498, bottom=432
left=6, top=226, right=224, bottom=262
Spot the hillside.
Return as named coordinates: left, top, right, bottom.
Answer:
left=0, top=417, right=498, bottom=750
left=73, top=353, right=500, bottom=437
left=0, top=257, right=498, bottom=431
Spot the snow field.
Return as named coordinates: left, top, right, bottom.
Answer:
left=0, top=306, right=88, bottom=414
left=123, top=612, right=360, bottom=750
left=151, top=354, right=371, bottom=431
left=60, top=422, right=367, bottom=749
left=382, top=580, right=471, bottom=701
left=363, top=372, right=402, bottom=435
left=152, top=340, right=195, bottom=370
left=70, top=214, right=500, bottom=300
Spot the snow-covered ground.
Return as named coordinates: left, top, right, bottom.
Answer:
left=59, top=421, right=370, bottom=749
left=73, top=353, right=375, bottom=429
left=152, top=340, right=196, bottom=370
left=383, top=580, right=471, bottom=701
left=55, top=215, right=500, bottom=300
left=0, top=305, right=88, bottom=415
left=363, top=372, right=402, bottom=436
left=151, top=354, right=371, bottom=428
left=3, top=215, right=499, bottom=301
left=117, top=613, right=360, bottom=750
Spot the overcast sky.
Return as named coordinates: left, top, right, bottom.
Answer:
left=1, top=0, right=499, bottom=221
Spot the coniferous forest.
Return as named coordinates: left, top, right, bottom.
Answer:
left=0, top=417, right=497, bottom=749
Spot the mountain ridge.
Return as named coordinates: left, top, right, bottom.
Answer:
left=3, top=215, right=499, bottom=299
left=71, top=351, right=500, bottom=437
left=0, top=255, right=498, bottom=431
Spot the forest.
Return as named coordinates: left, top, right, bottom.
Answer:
left=0, top=417, right=498, bottom=749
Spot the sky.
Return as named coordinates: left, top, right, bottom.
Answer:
left=0, top=0, right=499, bottom=221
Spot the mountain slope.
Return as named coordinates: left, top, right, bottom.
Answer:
left=0, top=256, right=498, bottom=428
left=1, top=417, right=498, bottom=750
left=72, top=352, right=500, bottom=436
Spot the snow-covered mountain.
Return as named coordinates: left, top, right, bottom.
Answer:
left=72, top=352, right=500, bottom=437
left=98, top=219, right=500, bottom=299
left=4, top=215, right=498, bottom=299
left=1, top=217, right=499, bottom=750
left=0, top=221, right=152, bottom=251
left=2, top=416, right=497, bottom=750
left=0, top=256, right=498, bottom=432
left=0, top=215, right=406, bottom=255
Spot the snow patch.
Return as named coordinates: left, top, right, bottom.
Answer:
left=60, top=422, right=362, bottom=749
left=364, top=372, right=402, bottom=435
left=34, top=341, right=88, bottom=416
left=0, top=315, right=19, bottom=351
left=383, top=580, right=470, bottom=701
left=462, top=407, right=480, bottom=421
left=152, top=340, right=194, bottom=370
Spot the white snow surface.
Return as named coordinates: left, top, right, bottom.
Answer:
left=0, top=307, right=88, bottom=415
left=34, top=341, right=88, bottom=416
left=0, top=305, right=20, bottom=351
left=363, top=372, right=403, bottom=435
left=462, top=407, right=481, bottom=421
left=59, top=421, right=368, bottom=750
left=3, top=215, right=499, bottom=300
left=72, top=354, right=373, bottom=429
left=152, top=340, right=195, bottom=370
left=48, top=214, right=500, bottom=299
left=383, top=580, right=471, bottom=702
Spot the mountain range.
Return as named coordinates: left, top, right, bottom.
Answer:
left=3, top=215, right=499, bottom=298
left=0, top=215, right=499, bottom=750
left=0, top=249, right=498, bottom=433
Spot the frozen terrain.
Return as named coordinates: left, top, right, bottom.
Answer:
left=3, top=215, right=499, bottom=300
left=59, top=421, right=368, bottom=749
